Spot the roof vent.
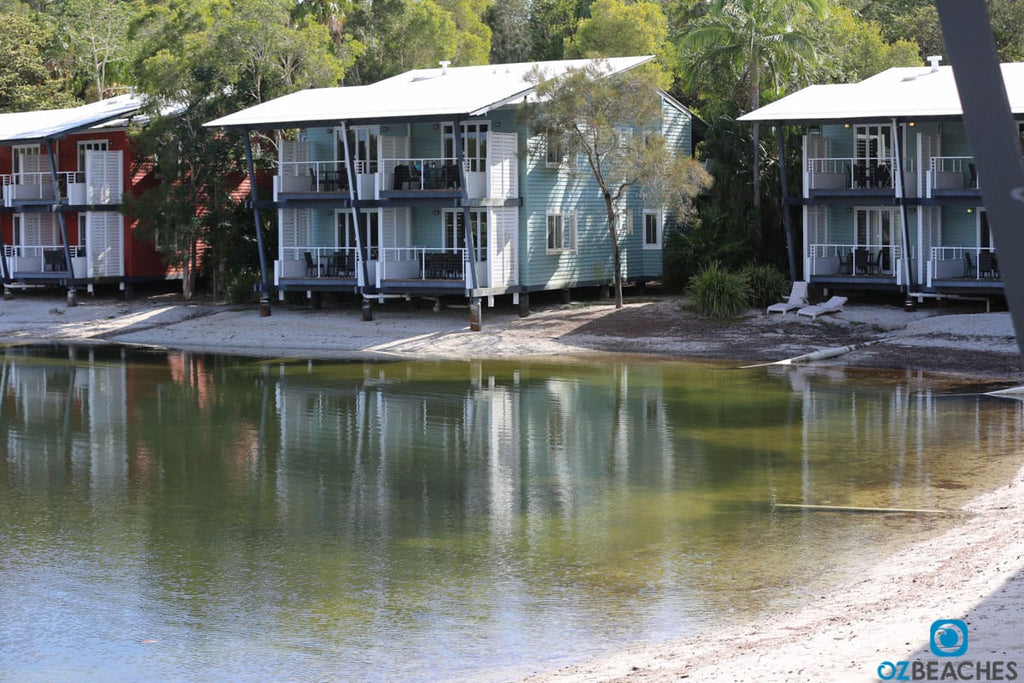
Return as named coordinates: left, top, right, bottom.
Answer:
left=927, top=55, right=942, bottom=72
left=439, top=60, right=451, bottom=75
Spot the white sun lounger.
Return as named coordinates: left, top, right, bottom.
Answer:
left=766, top=281, right=809, bottom=314
left=796, top=296, right=847, bottom=320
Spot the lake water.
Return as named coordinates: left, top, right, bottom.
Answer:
left=1, top=346, right=1022, bottom=681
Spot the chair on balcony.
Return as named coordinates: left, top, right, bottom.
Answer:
left=963, top=251, right=976, bottom=278
left=872, top=163, right=891, bottom=189
left=308, top=167, right=319, bottom=191
left=854, top=248, right=873, bottom=274
left=853, top=162, right=868, bottom=189
left=393, top=165, right=412, bottom=190
left=979, top=251, right=999, bottom=279
left=304, top=251, right=318, bottom=277
left=441, top=164, right=460, bottom=189
left=43, top=249, right=66, bottom=272
left=968, top=163, right=978, bottom=190
left=837, top=250, right=852, bottom=275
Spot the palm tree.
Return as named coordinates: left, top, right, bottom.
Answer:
left=680, top=0, right=826, bottom=206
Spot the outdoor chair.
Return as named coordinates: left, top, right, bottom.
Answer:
left=393, top=164, right=411, bottom=190
left=837, top=250, right=852, bottom=275
left=963, top=251, right=976, bottom=278
left=304, top=251, right=318, bottom=277
left=979, top=251, right=999, bottom=279
left=766, top=281, right=809, bottom=315
left=796, top=296, right=848, bottom=320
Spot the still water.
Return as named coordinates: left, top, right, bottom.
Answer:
left=0, top=346, right=1022, bottom=681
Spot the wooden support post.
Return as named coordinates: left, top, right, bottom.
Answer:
left=518, top=292, right=530, bottom=317
left=361, top=299, right=373, bottom=321
left=469, top=298, right=482, bottom=331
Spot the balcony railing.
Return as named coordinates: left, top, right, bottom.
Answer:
left=280, top=246, right=358, bottom=278
left=2, top=172, right=82, bottom=205
left=3, top=244, right=86, bottom=275
left=928, top=246, right=999, bottom=282
left=926, top=156, right=978, bottom=196
left=276, top=160, right=350, bottom=194
left=806, top=243, right=904, bottom=278
left=805, top=157, right=917, bottom=197
left=381, top=158, right=464, bottom=192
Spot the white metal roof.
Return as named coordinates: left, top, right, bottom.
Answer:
left=0, top=93, right=145, bottom=144
left=739, top=61, right=1024, bottom=123
left=205, top=56, right=655, bottom=129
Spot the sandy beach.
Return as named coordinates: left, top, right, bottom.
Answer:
left=1, top=291, right=1022, bottom=681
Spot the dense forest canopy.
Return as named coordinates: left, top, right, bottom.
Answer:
left=4, top=0, right=1008, bottom=115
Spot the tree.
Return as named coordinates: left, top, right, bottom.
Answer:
left=348, top=0, right=457, bottom=83
left=679, top=0, right=826, bottom=114
left=437, top=0, right=491, bottom=65
left=529, top=0, right=587, bottom=61
left=128, top=0, right=346, bottom=300
left=812, top=5, right=920, bottom=85
left=0, top=2, right=78, bottom=111
left=526, top=61, right=710, bottom=307
left=57, top=0, right=137, bottom=101
left=486, top=0, right=533, bottom=63
left=679, top=0, right=825, bottom=214
left=564, top=0, right=674, bottom=85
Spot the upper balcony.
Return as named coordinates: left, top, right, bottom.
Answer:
left=924, top=156, right=980, bottom=198
left=805, top=157, right=918, bottom=199
left=2, top=151, right=124, bottom=209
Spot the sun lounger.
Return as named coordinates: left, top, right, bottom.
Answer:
left=766, top=281, right=809, bottom=314
left=796, top=296, right=847, bottom=320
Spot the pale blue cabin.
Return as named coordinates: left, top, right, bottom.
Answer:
left=207, top=57, right=698, bottom=314
left=741, top=57, right=1024, bottom=304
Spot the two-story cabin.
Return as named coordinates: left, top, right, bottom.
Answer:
left=740, top=57, right=1022, bottom=304
left=206, top=56, right=698, bottom=315
left=0, top=95, right=175, bottom=300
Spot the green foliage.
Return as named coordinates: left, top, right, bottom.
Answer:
left=0, top=4, right=78, bottom=111
left=348, top=0, right=457, bottom=83
left=812, top=5, right=921, bottom=84
left=437, top=0, right=492, bottom=65
left=485, top=0, right=533, bottom=63
left=526, top=61, right=710, bottom=307
left=564, top=0, right=674, bottom=86
left=224, top=269, right=262, bottom=304
left=687, top=261, right=749, bottom=318
left=678, top=0, right=826, bottom=113
left=739, top=263, right=788, bottom=309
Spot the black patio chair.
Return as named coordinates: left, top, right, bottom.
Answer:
left=963, top=251, right=976, bottom=278
left=393, top=165, right=411, bottom=190
left=304, top=251, right=318, bottom=277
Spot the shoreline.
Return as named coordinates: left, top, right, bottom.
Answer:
left=1, top=292, right=1022, bottom=681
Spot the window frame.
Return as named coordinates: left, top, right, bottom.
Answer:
left=546, top=211, right=576, bottom=255
left=643, top=210, right=662, bottom=249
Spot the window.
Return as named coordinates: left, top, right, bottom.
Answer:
left=11, top=215, right=21, bottom=255
left=337, top=210, right=379, bottom=254
left=12, top=145, right=40, bottom=182
left=617, top=209, right=633, bottom=238
left=443, top=122, right=488, bottom=172
left=545, top=132, right=564, bottom=167
left=643, top=211, right=661, bottom=249
left=443, top=209, right=487, bottom=261
left=77, top=140, right=109, bottom=171
left=546, top=212, right=576, bottom=254
left=78, top=213, right=88, bottom=249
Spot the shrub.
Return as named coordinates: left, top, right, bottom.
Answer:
left=688, top=261, right=749, bottom=317
left=225, top=270, right=262, bottom=304
left=740, top=263, right=789, bottom=310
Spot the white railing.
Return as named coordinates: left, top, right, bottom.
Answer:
left=377, top=247, right=469, bottom=287
left=277, top=160, right=350, bottom=193
left=1, top=172, right=82, bottom=203
left=3, top=244, right=86, bottom=275
left=928, top=246, right=998, bottom=282
left=926, top=156, right=977, bottom=196
left=806, top=242, right=903, bottom=277
left=381, top=158, right=465, bottom=192
left=806, top=157, right=913, bottom=193
left=280, top=246, right=359, bottom=278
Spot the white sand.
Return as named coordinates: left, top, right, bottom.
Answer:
left=1, top=294, right=1022, bottom=681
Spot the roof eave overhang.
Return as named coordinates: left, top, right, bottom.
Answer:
left=0, top=107, right=144, bottom=146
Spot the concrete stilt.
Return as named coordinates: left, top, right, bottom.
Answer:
left=361, top=299, right=373, bottom=321
left=469, top=299, right=482, bottom=331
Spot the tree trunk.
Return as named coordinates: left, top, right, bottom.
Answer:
left=604, top=193, right=623, bottom=308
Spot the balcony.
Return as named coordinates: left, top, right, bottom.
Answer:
left=806, top=243, right=904, bottom=282
left=927, top=246, right=1000, bottom=289
left=805, top=157, right=917, bottom=198
left=380, top=158, right=464, bottom=196
left=274, top=160, right=350, bottom=199
left=925, top=157, right=979, bottom=198
left=275, top=246, right=488, bottom=291
left=2, top=172, right=82, bottom=208
left=4, top=244, right=87, bottom=278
